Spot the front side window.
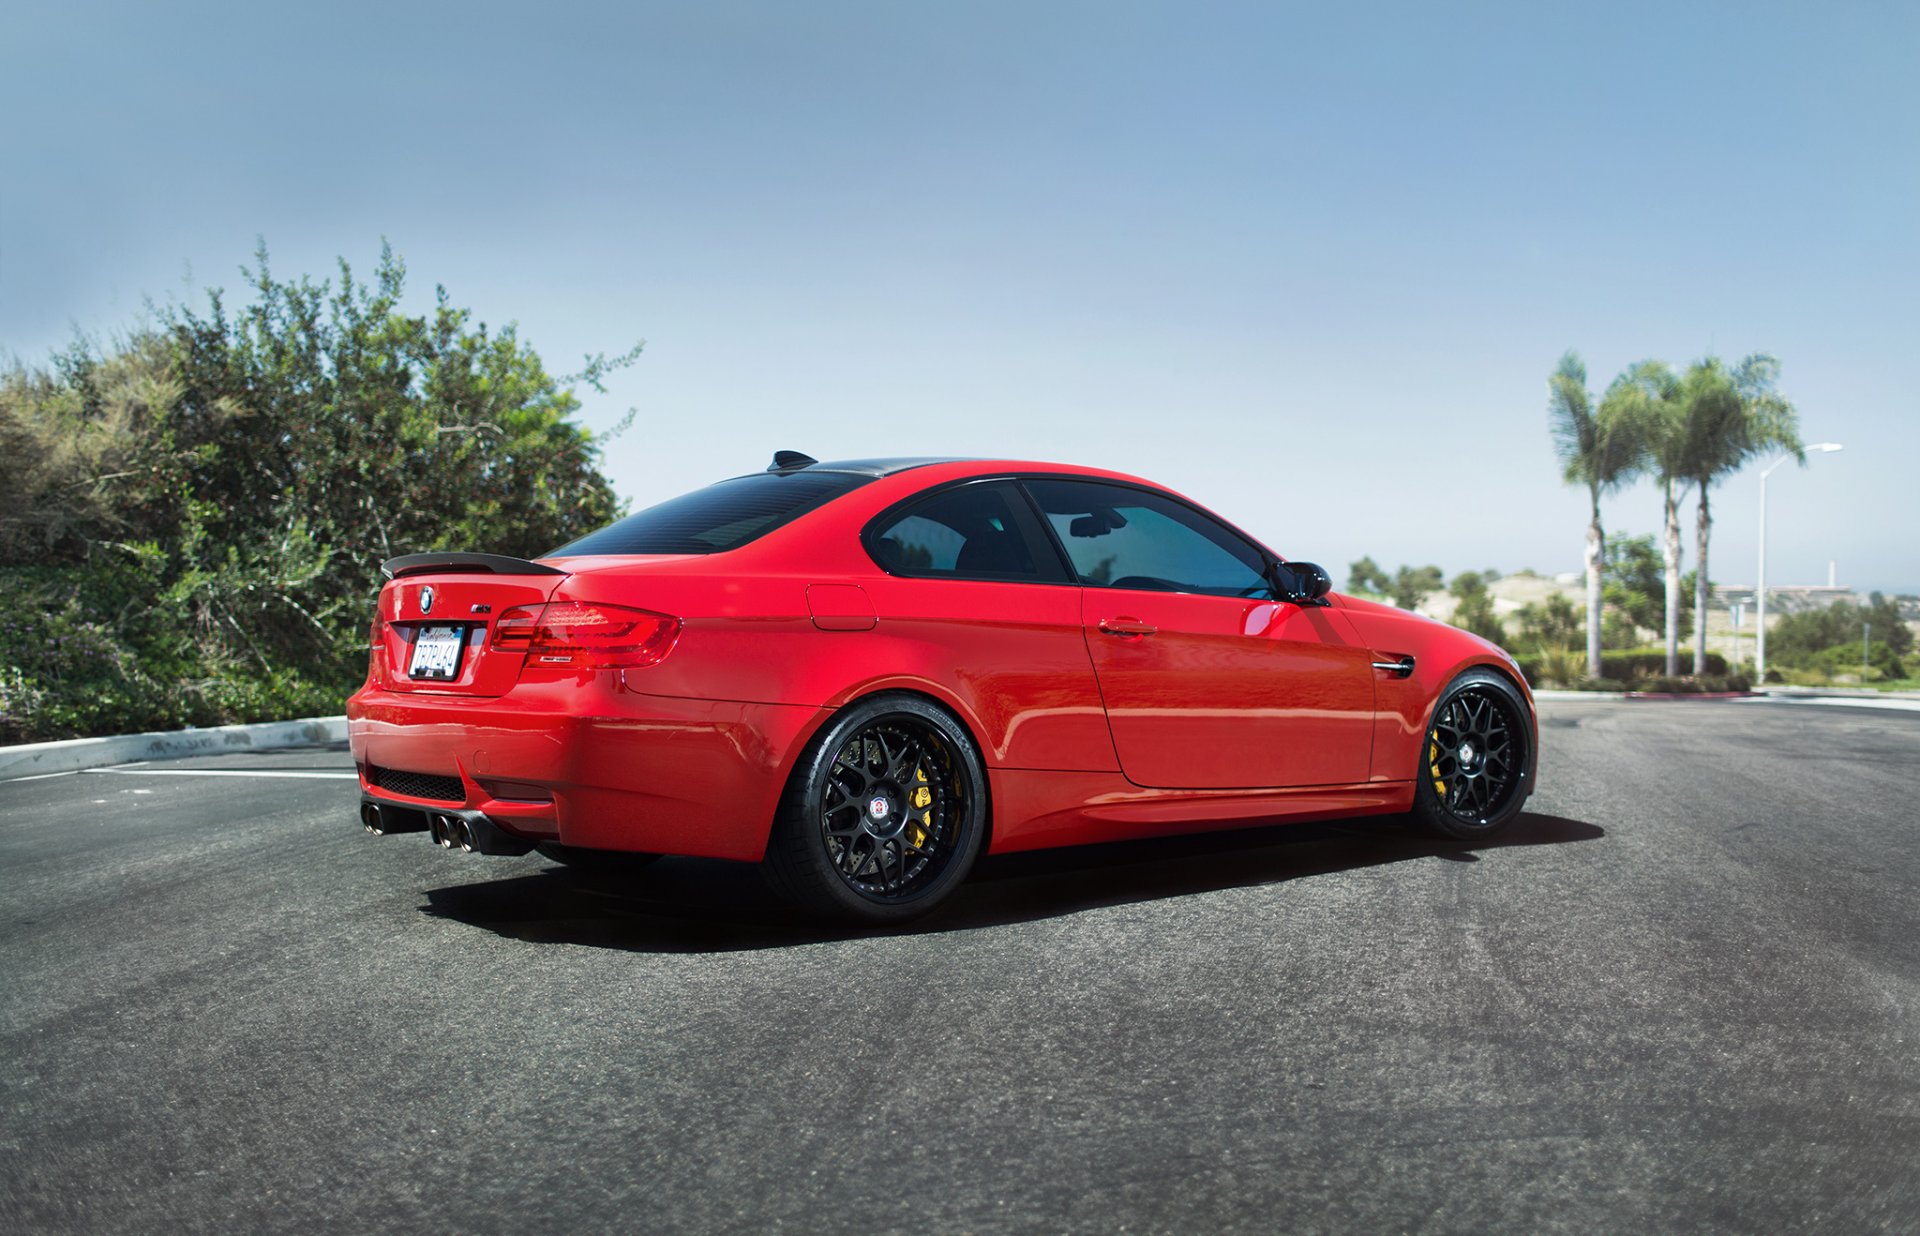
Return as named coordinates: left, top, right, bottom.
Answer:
left=1023, top=479, right=1271, bottom=597
left=549, top=471, right=871, bottom=556
left=866, top=481, right=1065, bottom=582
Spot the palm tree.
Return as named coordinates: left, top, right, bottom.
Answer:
left=1600, top=360, right=1686, bottom=676
left=1547, top=352, right=1641, bottom=680
left=1676, top=355, right=1802, bottom=674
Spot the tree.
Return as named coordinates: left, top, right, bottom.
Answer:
left=1389, top=564, right=1444, bottom=611
left=1514, top=593, right=1583, bottom=651
left=1342, top=558, right=1441, bottom=610
left=1602, top=533, right=1694, bottom=641
left=0, top=243, right=638, bottom=740
left=1448, top=571, right=1506, bottom=646
left=1547, top=351, right=1642, bottom=680
left=1600, top=359, right=1687, bottom=675
left=0, top=335, right=184, bottom=563
left=1674, top=355, right=1802, bottom=674
left=1770, top=593, right=1911, bottom=657
left=153, top=243, right=636, bottom=672
left=1347, top=556, right=1391, bottom=597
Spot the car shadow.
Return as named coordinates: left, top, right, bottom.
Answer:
left=419, top=812, right=1605, bottom=954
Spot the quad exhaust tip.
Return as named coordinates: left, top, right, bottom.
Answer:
left=360, top=793, right=532, bottom=856
left=361, top=801, right=428, bottom=836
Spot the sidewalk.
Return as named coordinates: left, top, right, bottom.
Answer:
left=0, top=716, right=348, bottom=780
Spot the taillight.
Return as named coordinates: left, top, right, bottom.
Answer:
left=492, top=607, right=540, bottom=651
left=366, top=618, right=386, bottom=683
left=490, top=602, right=680, bottom=669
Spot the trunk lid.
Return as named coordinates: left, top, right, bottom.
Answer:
left=373, top=554, right=569, bottom=697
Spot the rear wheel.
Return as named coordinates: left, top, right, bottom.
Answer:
left=1411, top=670, right=1532, bottom=840
left=763, top=694, right=987, bottom=924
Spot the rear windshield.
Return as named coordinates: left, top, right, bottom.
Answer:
left=547, top=470, right=872, bottom=556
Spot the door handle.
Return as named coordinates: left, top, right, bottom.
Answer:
left=1098, top=617, right=1158, bottom=638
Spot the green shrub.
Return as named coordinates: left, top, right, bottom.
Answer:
left=1514, top=648, right=1733, bottom=691
left=1635, top=673, right=1752, bottom=694
left=1, top=243, right=634, bottom=742
left=1602, top=649, right=1729, bottom=680
left=1525, top=646, right=1589, bottom=687
left=1802, top=641, right=1904, bottom=681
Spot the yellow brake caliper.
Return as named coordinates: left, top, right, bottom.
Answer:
left=1429, top=734, right=1447, bottom=798
left=907, top=766, right=933, bottom=850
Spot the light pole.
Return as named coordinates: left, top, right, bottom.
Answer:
left=1756, top=442, right=1843, bottom=685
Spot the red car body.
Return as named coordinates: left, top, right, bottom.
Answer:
left=348, top=456, right=1535, bottom=880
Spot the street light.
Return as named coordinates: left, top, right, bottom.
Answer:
left=1756, top=442, right=1843, bottom=686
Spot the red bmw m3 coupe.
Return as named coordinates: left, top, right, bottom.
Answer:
left=348, top=453, right=1537, bottom=923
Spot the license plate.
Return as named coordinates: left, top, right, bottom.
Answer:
left=408, top=625, right=466, bottom=680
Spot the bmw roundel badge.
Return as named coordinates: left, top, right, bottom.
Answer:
left=420, top=585, right=435, bottom=615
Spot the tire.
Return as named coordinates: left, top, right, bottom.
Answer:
left=763, top=693, right=988, bottom=924
left=534, top=843, right=663, bottom=874
left=1411, top=669, right=1533, bottom=841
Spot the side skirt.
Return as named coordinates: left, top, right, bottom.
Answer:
left=985, top=770, right=1416, bottom=855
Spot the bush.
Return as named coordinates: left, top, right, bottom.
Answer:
left=0, top=243, right=635, bottom=742
left=1447, top=570, right=1506, bottom=645
left=1518, top=646, right=1589, bottom=688
left=1635, top=673, right=1752, bottom=694
left=1802, top=641, right=1904, bottom=681
left=1602, top=649, right=1729, bottom=680
left=0, top=558, right=354, bottom=743
left=1770, top=595, right=1912, bottom=662
left=1515, top=648, right=1733, bottom=690
left=1514, top=594, right=1583, bottom=652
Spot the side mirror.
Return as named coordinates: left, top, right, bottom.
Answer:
left=1287, top=561, right=1333, bottom=603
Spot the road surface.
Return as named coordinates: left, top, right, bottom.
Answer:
left=2, top=698, right=1915, bottom=1233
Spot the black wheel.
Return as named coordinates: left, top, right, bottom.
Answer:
left=534, top=843, right=662, bottom=874
left=1411, top=669, right=1533, bottom=840
left=763, top=693, right=987, bottom=924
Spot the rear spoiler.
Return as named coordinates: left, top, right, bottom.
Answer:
left=381, top=552, right=568, bottom=581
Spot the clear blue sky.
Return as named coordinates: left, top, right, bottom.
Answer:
left=4, top=0, right=1915, bottom=591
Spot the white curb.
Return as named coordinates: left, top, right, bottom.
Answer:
left=0, top=715, right=349, bottom=781
left=1737, top=695, right=1920, bottom=714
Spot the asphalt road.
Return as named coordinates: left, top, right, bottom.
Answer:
left=2, top=699, right=1915, bottom=1234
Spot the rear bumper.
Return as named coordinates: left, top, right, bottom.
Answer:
left=346, top=678, right=825, bottom=862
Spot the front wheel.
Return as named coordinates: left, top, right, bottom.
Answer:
left=763, top=694, right=988, bottom=924
left=1411, top=669, right=1533, bottom=840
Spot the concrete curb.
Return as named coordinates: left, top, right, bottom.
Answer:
left=1739, top=694, right=1920, bottom=714
left=1533, top=688, right=1920, bottom=714
left=1760, top=687, right=1920, bottom=701
left=0, top=715, right=349, bottom=781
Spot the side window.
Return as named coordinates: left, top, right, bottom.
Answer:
left=866, top=481, right=1066, bottom=582
left=1023, top=479, right=1271, bottom=597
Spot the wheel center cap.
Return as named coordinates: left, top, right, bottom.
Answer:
left=1459, top=741, right=1477, bottom=766
left=864, top=786, right=908, bottom=838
